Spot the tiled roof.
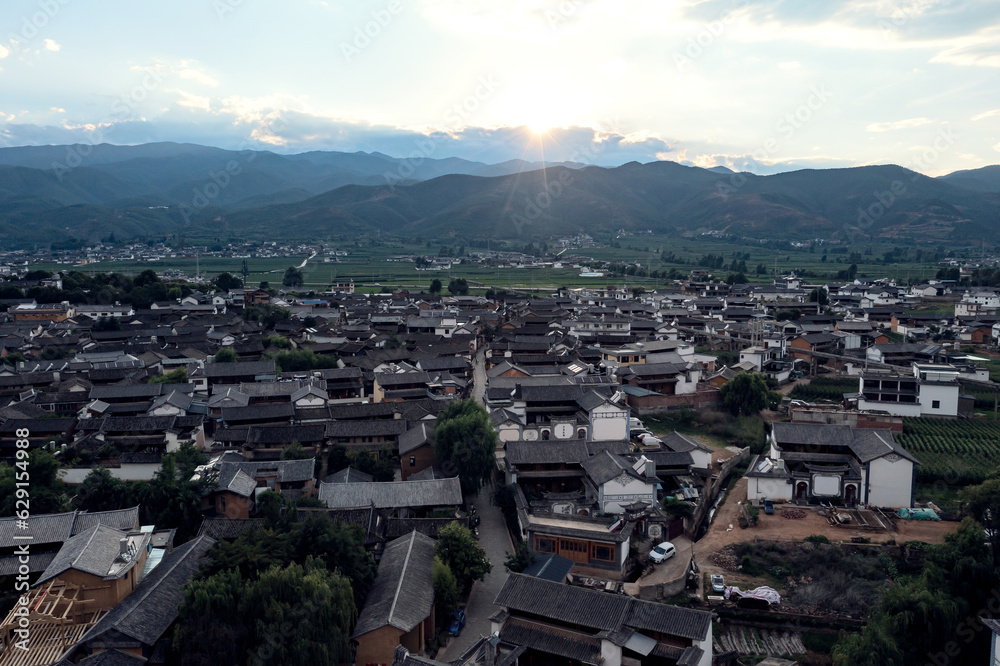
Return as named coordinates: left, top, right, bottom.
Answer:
left=351, top=531, right=436, bottom=638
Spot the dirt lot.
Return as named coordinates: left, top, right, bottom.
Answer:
left=695, top=477, right=958, bottom=575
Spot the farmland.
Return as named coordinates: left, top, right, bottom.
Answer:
left=788, top=376, right=859, bottom=403
left=897, top=417, right=1000, bottom=484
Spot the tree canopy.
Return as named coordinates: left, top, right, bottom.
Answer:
left=719, top=372, right=780, bottom=416
left=433, top=399, right=498, bottom=493
left=283, top=266, right=304, bottom=287
left=435, top=521, right=491, bottom=592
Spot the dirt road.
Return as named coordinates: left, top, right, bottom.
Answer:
left=695, top=478, right=958, bottom=575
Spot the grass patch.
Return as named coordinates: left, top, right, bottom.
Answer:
left=644, top=410, right=767, bottom=453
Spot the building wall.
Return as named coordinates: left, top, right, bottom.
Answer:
left=401, top=443, right=438, bottom=481
left=589, top=404, right=628, bottom=441
left=866, top=457, right=914, bottom=508
left=747, top=476, right=793, bottom=502
left=354, top=625, right=404, bottom=666
left=918, top=383, right=959, bottom=417
left=598, top=476, right=655, bottom=514
left=216, top=492, right=251, bottom=519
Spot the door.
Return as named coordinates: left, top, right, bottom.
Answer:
left=845, top=484, right=856, bottom=505
left=796, top=482, right=809, bottom=500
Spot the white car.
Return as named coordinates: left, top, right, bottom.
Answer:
left=649, top=541, right=676, bottom=563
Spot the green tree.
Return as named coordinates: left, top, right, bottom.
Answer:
left=808, top=287, right=829, bottom=306
left=504, top=540, right=535, bottom=573
left=719, top=372, right=778, bottom=416
left=149, top=367, right=188, bottom=384
left=447, top=278, right=469, bottom=295
left=962, top=478, right=1000, bottom=565
left=0, top=450, right=67, bottom=516
left=214, top=347, right=239, bottom=363
left=281, top=442, right=313, bottom=461
left=435, top=521, right=491, bottom=592
left=214, top=272, right=243, bottom=291
left=429, top=278, right=443, bottom=294
left=432, top=556, right=460, bottom=621
left=433, top=399, right=498, bottom=493
left=283, top=267, right=304, bottom=287
left=74, top=467, right=142, bottom=512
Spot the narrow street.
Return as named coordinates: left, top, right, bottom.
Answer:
left=435, top=483, right=512, bottom=660
left=472, top=347, right=487, bottom=405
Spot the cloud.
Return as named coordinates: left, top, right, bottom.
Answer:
left=995, top=141, right=1000, bottom=153
left=0, top=44, right=9, bottom=59
left=866, top=118, right=934, bottom=132
left=175, top=61, right=219, bottom=87
left=174, top=90, right=212, bottom=112
left=972, top=109, right=1000, bottom=121
left=50, top=107, right=66, bottom=113
left=777, top=61, right=801, bottom=70
left=43, top=39, right=60, bottom=52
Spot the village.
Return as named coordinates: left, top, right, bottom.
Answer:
left=0, top=262, right=999, bottom=666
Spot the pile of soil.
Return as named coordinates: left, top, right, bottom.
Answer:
left=780, top=509, right=807, bottom=520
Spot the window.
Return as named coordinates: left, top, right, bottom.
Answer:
left=932, top=400, right=940, bottom=409
left=591, top=545, right=614, bottom=562
left=535, top=537, right=554, bottom=553
left=409, top=456, right=416, bottom=467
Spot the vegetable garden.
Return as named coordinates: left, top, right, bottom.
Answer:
left=788, top=376, right=858, bottom=403
left=898, top=417, right=1000, bottom=484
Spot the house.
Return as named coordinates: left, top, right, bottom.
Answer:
left=857, top=365, right=963, bottom=418
left=58, top=535, right=215, bottom=664
left=398, top=422, right=437, bottom=481
left=351, top=531, right=436, bottom=666
left=0, top=525, right=152, bottom=665
left=581, top=451, right=658, bottom=515
left=318, top=478, right=463, bottom=517
left=747, top=422, right=919, bottom=508
left=492, top=574, right=713, bottom=666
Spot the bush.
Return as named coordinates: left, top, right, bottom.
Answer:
left=747, top=504, right=760, bottom=524
left=805, top=534, right=830, bottom=545
left=740, top=554, right=762, bottom=575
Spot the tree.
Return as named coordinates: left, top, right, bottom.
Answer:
left=174, top=558, right=357, bottom=666
left=149, top=367, right=188, bottom=384
left=808, top=287, right=829, bottom=306
left=662, top=497, right=694, bottom=518
left=432, top=556, right=460, bottom=621
left=0, top=450, right=67, bottom=516
left=283, top=267, right=304, bottom=287
left=435, top=521, right=491, bottom=592
left=719, top=372, right=778, bottom=416
left=433, top=399, right=498, bottom=493
left=281, top=442, right=313, bottom=461
left=504, top=541, right=535, bottom=573
left=962, top=478, right=1000, bottom=565
left=214, top=272, right=243, bottom=291
left=74, top=467, right=142, bottom=512
left=429, top=278, right=442, bottom=294
left=447, top=278, right=469, bottom=295
left=214, top=347, right=239, bottom=363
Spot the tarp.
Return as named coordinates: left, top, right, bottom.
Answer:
left=897, top=508, right=941, bottom=521
left=724, top=585, right=781, bottom=605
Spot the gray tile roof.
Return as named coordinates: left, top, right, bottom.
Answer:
left=36, top=524, right=139, bottom=585
left=325, top=419, right=409, bottom=438
left=200, top=360, right=276, bottom=377
left=217, top=459, right=316, bottom=485
left=318, top=478, right=462, bottom=509
left=196, top=517, right=265, bottom=540
left=581, top=450, right=642, bottom=486
left=78, top=535, right=215, bottom=648
left=495, top=574, right=711, bottom=642
left=660, top=431, right=712, bottom=454
left=398, top=421, right=435, bottom=455
left=0, top=506, right=140, bottom=549
left=498, top=616, right=601, bottom=665
left=76, top=649, right=149, bottom=666
left=351, top=531, right=436, bottom=638
left=771, top=422, right=918, bottom=464
left=324, top=466, right=374, bottom=484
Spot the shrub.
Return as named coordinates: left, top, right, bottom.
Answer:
left=740, top=554, right=762, bottom=575
left=804, top=534, right=830, bottom=545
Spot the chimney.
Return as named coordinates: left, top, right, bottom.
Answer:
left=119, top=538, right=129, bottom=556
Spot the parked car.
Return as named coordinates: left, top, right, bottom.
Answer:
left=763, top=498, right=774, bottom=515
left=447, top=609, right=466, bottom=636
left=711, top=574, right=726, bottom=594
left=649, top=541, right=676, bottom=564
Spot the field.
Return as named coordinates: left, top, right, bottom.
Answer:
left=788, top=376, right=859, bottom=403
left=33, top=234, right=949, bottom=294
left=898, top=417, right=1000, bottom=484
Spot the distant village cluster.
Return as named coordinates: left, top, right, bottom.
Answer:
left=0, top=263, right=999, bottom=666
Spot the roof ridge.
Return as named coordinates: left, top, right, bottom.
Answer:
left=70, top=522, right=105, bottom=570
left=388, top=530, right=417, bottom=628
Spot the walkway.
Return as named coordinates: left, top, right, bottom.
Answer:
left=436, top=483, right=512, bottom=659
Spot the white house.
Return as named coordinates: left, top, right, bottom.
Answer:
left=746, top=422, right=918, bottom=508
left=857, top=364, right=962, bottom=418
left=581, top=451, right=658, bottom=514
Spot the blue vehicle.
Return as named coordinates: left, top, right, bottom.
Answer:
left=447, top=609, right=466, bottom=636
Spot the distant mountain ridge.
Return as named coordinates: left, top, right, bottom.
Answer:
left=0, top=142, right=996, bottom=246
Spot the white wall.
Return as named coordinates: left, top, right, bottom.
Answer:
left=857, top=398, right=922, bottom=417
left=60, top=463, right=161, bottom=484
left=918, top=383, right=959, bottom=417
left=590, top=403, right=629, bottom=441
left=599, top=476, right=655, bottom=514
left=866, top=457, right=914, bottom=508
left=748, top=477, right=793, bottom=502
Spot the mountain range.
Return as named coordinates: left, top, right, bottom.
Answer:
left=0, top=142, right=997, bottom=247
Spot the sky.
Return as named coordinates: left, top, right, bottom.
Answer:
left=1, top=0, right=998, bottom=175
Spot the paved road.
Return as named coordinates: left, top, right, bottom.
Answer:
left=436, top=484, right=512, bottom=659
left=472, top=347, right=487, bottom=405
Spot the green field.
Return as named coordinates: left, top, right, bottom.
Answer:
left=898, top=417, right=1000, bottom=484
left=34, top=234, right=948, bottom=294
left=788, top=376, right=859, bottom=402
